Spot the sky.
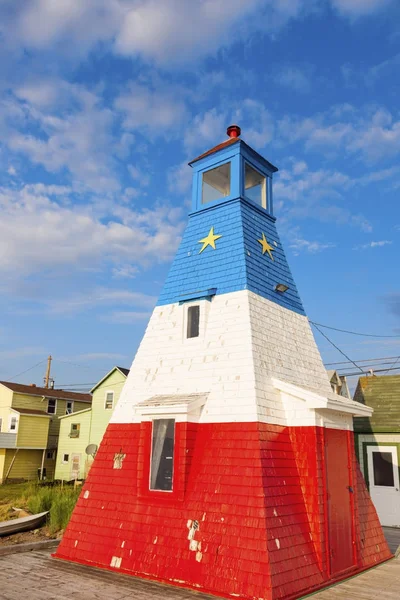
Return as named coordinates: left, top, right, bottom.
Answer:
left=0, top=0, right=399, bottom=392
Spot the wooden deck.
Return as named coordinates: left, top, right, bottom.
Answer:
left=0, top=548, right=399, bottom=599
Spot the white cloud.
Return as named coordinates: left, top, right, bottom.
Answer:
left=184, top=108, right=227, bottom=152
left=278, top=106, right=400, bottom=163
left=115, top=82, right=187, bottom=136
left=168, top=161, right=193, bottom=196
left=289, top=237, right=335, bottom=256
left=0, top=184, right=184, bottom=279
left=112, top=265, right=139, bottom=279
left=354, top=240, right=393, bottom=250
left=7, top=165, right=16, bottom=176
left=274, top=66, right=311, bottom=93
left=330, top=0, right=394, bottom=18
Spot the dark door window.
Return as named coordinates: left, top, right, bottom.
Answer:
left=372, top=451, right=395, bottom=487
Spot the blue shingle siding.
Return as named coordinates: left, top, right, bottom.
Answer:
left=157, top=198, right=305, bottom=315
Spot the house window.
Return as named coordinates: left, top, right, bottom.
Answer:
left=62, top=454, right=69, bottom=464
left=47, top=398, right=57, bottom=414
left=46, top=450, right=55, bottom=460
left=202, top=162, right=231, bottom=204
left=105, top=391, right=114, bottom=410
left=70, top=423, right=80, bottom=438
left=187, top=305, right=200, bottom=339
left=150, top=419, right=175, bottom=491
left=66, top=401, right=74, bottom=415
left=372, top=451, right=395, bottom=487
left=244, top=162, right=266, bottom=208
left=9, top=416, right=17, bottom=432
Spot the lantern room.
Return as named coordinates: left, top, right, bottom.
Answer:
left=189, top=124, right=278, bottom=215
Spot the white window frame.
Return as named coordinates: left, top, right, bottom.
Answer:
left=47, top=398, right=57, bottom=415
left=182, top=299, right=209, bottom=343
left=9, top=415, right=18, bottom=432
left=105, top=390, right=114, bottom=410
left=66, top=401, right=74, bottom=415
left=62, top=454, right=69, bottom=464
left=367, top=445, right=399, bottom=489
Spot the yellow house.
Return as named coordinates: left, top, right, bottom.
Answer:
left=55, top=367, right=129, bottom=480
left=0, top=381, right=91, bottom=482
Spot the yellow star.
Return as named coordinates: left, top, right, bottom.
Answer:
left=198, top=227, right=222, bottom=254
left=257, top=233, right=275, bottom=260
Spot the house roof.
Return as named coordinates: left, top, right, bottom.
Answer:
left=59, top=407, right=92, bottom=420
left=0, top=381, right=92, bottom=403
left=189, top=136, right=240, bottom=165
left=11, top=407, right=51, bottom=417
left=90, top=366, right=129, bottom=393
left=353, top=374, right=400, bottom=433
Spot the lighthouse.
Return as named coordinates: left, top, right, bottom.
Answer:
left=55, top=126, right=391, bottom=600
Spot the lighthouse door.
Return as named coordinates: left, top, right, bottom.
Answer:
left=325, top=428, right=355, bottom=577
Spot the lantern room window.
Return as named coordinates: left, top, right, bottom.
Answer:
left=187, top=305, right=200, bottom=339
left=202, top=162, right=231, bottom=204
left=244, top=162, right=266, bottom=208
left=150, top=419, right=175, bottom=491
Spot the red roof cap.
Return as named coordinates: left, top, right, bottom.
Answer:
left=226, top=124, right=241, bottom=138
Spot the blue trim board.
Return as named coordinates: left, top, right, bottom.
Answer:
left=157, top=198, right=305, bottom=316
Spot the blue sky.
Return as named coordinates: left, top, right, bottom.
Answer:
left=0, top=0, right=399, bottom=391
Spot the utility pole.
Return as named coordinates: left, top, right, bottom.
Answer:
left=44, top=355, right=52, bottom=388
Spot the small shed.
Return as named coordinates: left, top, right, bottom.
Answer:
left=354, top=374, right=400, bottom=526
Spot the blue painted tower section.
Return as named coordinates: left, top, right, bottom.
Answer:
left=158, top=131, right=305, bottom=315
left=157, top=198, right=305, bottom=315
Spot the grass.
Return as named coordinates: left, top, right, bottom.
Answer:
left=0, top=481, right=81, bottom=533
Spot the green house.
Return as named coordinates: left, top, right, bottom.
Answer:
left=54, top=367, right=129, bottom=481
left=354, top=374, right=400, bottom=527
left=0, top=381, right=91, bottom=482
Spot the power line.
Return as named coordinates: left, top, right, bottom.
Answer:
left=5, top=359, right=47, bottom=382
left=381, top=355, right=400, bottom=376
left=53, top=358, right=107, bottom=371
left=339, top=365, right=400, bottom=377
left=310, top=320, right=400, bottom=338
left=325, top=355, right=400, bottom=366
left=311, top=323, right=364, bottom=374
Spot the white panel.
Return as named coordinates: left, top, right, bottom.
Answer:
left=111, top=290, right=359, bottom=427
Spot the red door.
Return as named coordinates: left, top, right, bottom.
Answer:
left=325, top=428, right=355, bottom=577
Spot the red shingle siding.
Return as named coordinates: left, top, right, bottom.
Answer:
left=55, top=423, right=391, bottom=600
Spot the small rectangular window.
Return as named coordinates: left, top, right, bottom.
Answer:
left=62, top=454, right=69, bottom=463
left=9, top=416, right=17, bottom=432
left=105, top=391, right=114, bottom=409
left=187, top=305, right=200, bottom=339
left=46, top=450, right=55, bottom=460
left=47, top=398, right=57, bottom=414
left=150, top=419, right=175, bottom=491
left=373, top=451, right=395, bottom=487
left=70, top=423, right=80, bottom=438
left=202, top=162, right=231, bottom=204
left=66, top=401, right=74, bottom=415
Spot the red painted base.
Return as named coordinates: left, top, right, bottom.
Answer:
left=55, top=423, right=391, bottom=600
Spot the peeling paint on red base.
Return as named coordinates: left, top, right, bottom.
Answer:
left=55, top=423, right=391, bottom=600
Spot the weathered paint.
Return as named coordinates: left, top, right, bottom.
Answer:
left=56, top=133, right=390, bottom=599
left=56, top=422, right=391, bottom=600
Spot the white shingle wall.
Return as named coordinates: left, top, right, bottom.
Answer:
left=111, top=290, right=339, bottom=427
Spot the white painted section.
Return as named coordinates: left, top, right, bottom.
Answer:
left=366, top=445, right=400, bottom=527
left=112, top=290, right=367, bottom=428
